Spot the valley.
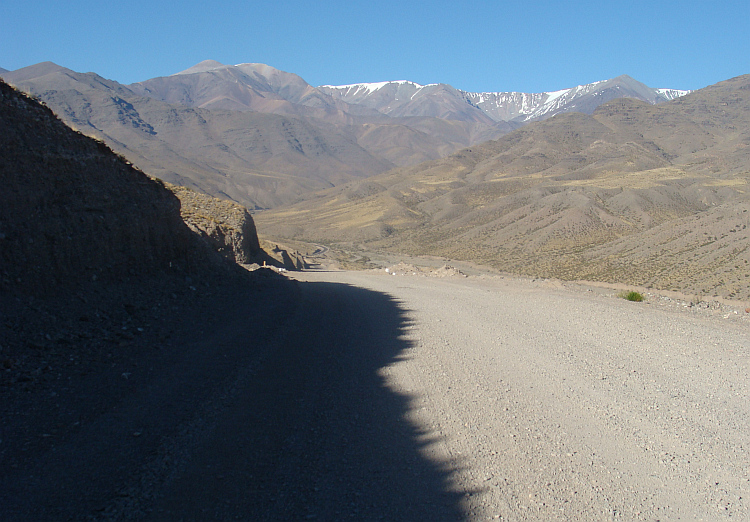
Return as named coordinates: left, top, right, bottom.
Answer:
left=5, top=60, right=746, bottom=299
left=258, top=75, right=750, bottom=300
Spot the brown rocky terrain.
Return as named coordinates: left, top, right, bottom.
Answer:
left=258, top=74, right=750, bottom=300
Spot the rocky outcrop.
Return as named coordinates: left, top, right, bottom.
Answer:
left=167, top=184, right=263, bottom=264
left=167, top=184, right=306, bottom=270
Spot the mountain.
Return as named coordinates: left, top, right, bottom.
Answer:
left=130, top=60, right=382, bottom=121
left=1, top=63, right=392, bottom=209
left=258, top=74, right=750, bottom=300
left=465, top=75, right=689, bottom=122
left=320, top=75, right=690, bottom=124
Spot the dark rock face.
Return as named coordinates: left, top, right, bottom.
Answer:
left=0, top=80, right=207, bottom=294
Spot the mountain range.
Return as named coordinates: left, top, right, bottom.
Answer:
left=258, top=74, right=750, bottom=300
left=129, top=60, right=688, bottom=125
left=1, top=61, right=687, bottom=209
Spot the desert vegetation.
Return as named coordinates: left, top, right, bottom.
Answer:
left=619, top=290, right=645, bottom=302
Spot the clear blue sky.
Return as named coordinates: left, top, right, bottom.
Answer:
left=2, top=0, right=747, bottom=93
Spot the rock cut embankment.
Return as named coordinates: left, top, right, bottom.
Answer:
left=0, top=79, right=213, bottom=294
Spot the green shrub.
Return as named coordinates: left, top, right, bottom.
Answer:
left=619, top=290, right=644, bottom=302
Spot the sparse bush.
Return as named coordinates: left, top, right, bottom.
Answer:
left=619, top=290, right=644, bottom=302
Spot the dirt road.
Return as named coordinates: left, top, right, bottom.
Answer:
left=2, top=269, right=748, bottom=520
left=303, top=270, right=749, bottom=520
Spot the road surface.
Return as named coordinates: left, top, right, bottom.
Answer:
left=2, top=269, right=748, bottom=520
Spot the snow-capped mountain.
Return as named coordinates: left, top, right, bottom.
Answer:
left=131, top=60, right=690, bottom=127
left=318, top=80, right=497, bottom=124
left=321, top=75, right=691, bottom=124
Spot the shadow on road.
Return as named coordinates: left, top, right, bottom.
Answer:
left=1, top=276, right=468, bottom=520
left=148, top=279, right=468, bottom=520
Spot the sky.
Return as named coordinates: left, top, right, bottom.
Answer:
left=1, top=0, right=747, bottom=93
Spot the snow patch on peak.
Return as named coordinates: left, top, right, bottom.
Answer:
left=543, top=88, right=571, bottom=105
left=322, top=80, right=425, bottom=94
left=657, top=88, right=691, bottom=100
left=360, top=81, right=404, bottom=94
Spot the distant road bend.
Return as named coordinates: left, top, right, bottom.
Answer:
left=2, top=269, right=748, bottom=520
left=311, top=244, right=329, bottom=256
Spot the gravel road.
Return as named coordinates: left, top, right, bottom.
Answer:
left=2, top=269, right=748, bottom=520
left=285, top=270, right=750, bottom=521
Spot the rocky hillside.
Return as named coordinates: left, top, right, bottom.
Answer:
left=0, top=80, right=305, bottom=522
left=0, top=78, right=298, bottom=400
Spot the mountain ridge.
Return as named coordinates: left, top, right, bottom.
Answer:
left=1, top=60, right=693, bottom=212
left=320, top=74, right=690, bottom=124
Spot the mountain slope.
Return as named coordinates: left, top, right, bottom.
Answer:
left=2, top=64, right=392, bottom=209
left=258, top=74, right=750, bottom=299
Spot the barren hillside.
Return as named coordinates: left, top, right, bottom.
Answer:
left=258, top=75, right=750, bottom=299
